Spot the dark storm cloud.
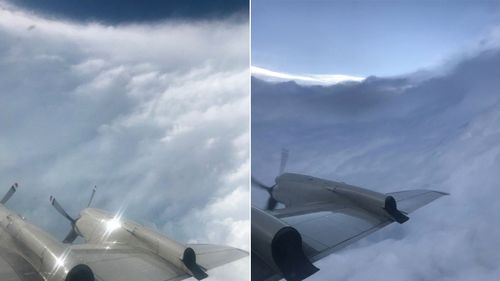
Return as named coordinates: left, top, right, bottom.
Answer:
left=252, top=49, right=500, bottom=280
left=5, top=0, right=248, bottom=23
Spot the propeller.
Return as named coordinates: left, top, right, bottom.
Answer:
left=251, top=177, right=278, bottom=210
left=50, top=195, right=79, bottom=243
left=279, top=149, right=289, bottom=176
left=87, top=186, right=97, bottom=207
left=1, top=183, right=18, bottom=204
left=252, top=149, right=289, bottom=210
left=50, top=186, right=97, bottom=244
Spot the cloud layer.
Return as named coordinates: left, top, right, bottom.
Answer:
left=0, top=5, right=248, bottom=280
left=251, top=66, right=365, bottom=86
left=252, top=49, right=500, bottom=280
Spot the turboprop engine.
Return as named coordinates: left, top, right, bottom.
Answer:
left=327, top=181, right=409, bottom=223
left=274, top=173, right=410, bottom=224
left=251, top=207, right=318, bottom=281
left=0, top=206, right=95, bottom=281
left=125, top=223, right=208, bottom=280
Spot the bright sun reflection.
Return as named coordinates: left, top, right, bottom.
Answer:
left=55, top=257, right=65, bottom=267
left=51, top=249, right=71, bottom=276
left=99, top=207, right=126, bottom=242
left=105, top=217, right=122, bottom=233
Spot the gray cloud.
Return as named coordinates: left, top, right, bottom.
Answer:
left=4, top=0, right=248, bottom=23
left=0, top=5, right=248, bottom=281
left=252, top=49, right=500, bottom=280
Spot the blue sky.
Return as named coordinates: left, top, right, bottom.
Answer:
left=252, top=0, right=500, bottom=77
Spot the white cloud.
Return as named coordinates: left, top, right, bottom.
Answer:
left=0, top=4, right=248, bottom=281
left=251, top=66, right=364, bottom=86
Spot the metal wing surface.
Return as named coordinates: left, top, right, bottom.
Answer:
left=387, top=189, right=449, bottom=213
left=70, top=243, right=246, bottom=281
left=273, top=189, right=447, bottom=263
left=187, top=244, right=248, bottom=270
left=0, top=247, right=44, bottom=281
left=69, top=244, right=188, bottom=281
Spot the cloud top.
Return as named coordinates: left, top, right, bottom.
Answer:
left=252, top=66, right=365, bottom=86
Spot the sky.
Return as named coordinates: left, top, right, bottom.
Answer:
left=0, top=1, right=249, bottom=280
left=252, top=0, right=500, bottom=77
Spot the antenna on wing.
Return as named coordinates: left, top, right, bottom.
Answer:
left=1, top=183, right=18, bottom=204
left=49, top=186, right=97, bottom=243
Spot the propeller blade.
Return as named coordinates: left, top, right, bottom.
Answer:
left=266, top=197, right=278, bottom=211
left=50, top=196, right=76, bottom=224
left=279, top=149, right=289, bottom=175
left=62, top=228, right=79, bottom=244
left=251, top=177, right=272, bottom=192
left=1, top=183, right=18, bottom=204
left=87, top=186, right=97, bottom=207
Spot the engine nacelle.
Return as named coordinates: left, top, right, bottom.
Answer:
left=126, top=225, right=208, bottom=280
left=333, top=184, right=409, bottom=223
left=251, top=207, right=318, bottom=280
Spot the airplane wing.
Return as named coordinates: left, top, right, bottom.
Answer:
left=0, top=247, right=44, bottom=281
left=70, top=243, right=246, bottom=281
left=278, top=189, right=446, bottom=262
left=253, top=189, right=447, bottom=281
